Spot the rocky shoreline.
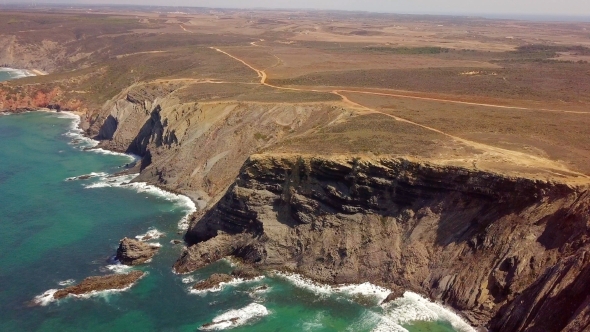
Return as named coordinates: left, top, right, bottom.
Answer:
left=7, top=102, right=589, bottom=330
left=174, top=154, right=590, bottom=331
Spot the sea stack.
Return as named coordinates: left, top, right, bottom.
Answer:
left=116, top=237, right=160, bottom=265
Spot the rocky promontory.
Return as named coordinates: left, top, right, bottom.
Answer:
left=116, top=237, right=160, bottom=265
left=175, top=153, right=590, bottom=331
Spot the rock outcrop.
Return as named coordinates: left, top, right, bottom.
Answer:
left=175, top=154, right=590, bottom=331
left=53, top=271, right=145, bottom=300
left=116, top=237, right=160, bottom=265
left=192, top=273, right=234, bottom=291
left=192, top=268, right=262, bottom=291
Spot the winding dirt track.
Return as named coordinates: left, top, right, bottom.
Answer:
left=209, top=46, right=590, bottom=181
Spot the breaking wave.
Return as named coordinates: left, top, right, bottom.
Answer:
left=274, top=272, right=390, bottom=304
left=372, top=292, right=475, bottom=332
left=83, top=173, right=196, bottom=230
left=0, top=67, right=35, bottom=79
left=190, top=276, right=265, bottom=295
left=199, top=303, right=269, bottom=330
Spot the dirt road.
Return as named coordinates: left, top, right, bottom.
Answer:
left=209, top=46, right=590, bottom=181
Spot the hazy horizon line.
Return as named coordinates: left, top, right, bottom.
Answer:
left=3, top=2, right=590, bottom=23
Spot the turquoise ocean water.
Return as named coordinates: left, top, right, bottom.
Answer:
left=0, top=68, right=32, bottom=81
left=0, top=76, right=470, bottom=332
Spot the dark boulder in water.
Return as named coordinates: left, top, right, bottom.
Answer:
left=116, top=237, right=160, bottom=265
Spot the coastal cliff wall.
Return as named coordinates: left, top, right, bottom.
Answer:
left=174, top=154, right=590, bottom=331
left=83, top=84, right=347, bottom=205
left=3, top=78, right=590, bottom=331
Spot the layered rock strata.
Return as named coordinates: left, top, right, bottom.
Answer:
left=116, top=237, right=160, bottom=265
left=175, top=154, right=590, bottom=331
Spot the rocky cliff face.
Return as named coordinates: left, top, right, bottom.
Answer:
left=84, top=84, right=347, bottom=205
left=175, top=154, right=590, bottom=331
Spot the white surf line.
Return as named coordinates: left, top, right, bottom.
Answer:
left=374, top=292, right=475, bottom=332
left=199, top=303, right=269, bottom=331
left=49, top=111, right=197, bottom=230
left=189, top=276, right=265, bottom=295
left=83, top=173, right=197, bottom=230
left=0, top=67, right=37, bottom=79
left=273, top=272, right=474, bottom=331
left=273, top=272, right=390, bottom=304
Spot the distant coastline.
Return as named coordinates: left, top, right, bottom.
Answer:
left=0, top=67, right=47, bottom=80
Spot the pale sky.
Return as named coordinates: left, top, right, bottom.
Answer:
left=10, top=0, right=590, bottom=17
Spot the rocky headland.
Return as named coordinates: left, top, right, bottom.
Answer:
left=6, top=81, right=589, bottom=331
left=174, top=154, right=590, bottom=331
left=3, top=36, right=590, bottom=332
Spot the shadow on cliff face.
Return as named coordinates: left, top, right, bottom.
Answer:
left=178, top=155, right=590, bottom=330
left=126, top=106, right=164, bottom=157
left=185, top=182, right=264, bottom=244
left=123, top=106, right=178, bottom=171
left=96, top=114, right=118, bottom=140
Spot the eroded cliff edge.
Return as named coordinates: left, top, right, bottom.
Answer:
left=175, top=154, right=590, bottom=331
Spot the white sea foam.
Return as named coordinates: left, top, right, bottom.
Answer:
left=35, top=272, right=145, bottom=305
left=302, top=311, right=326, bottom=332
left=135, top=228, right=166, bottom=241
left=84, top=173, right=197, bottom=230
left=32, top=289, right=58, bottom=306
left=87, top=147, right=136, bottom=160
left=190, top=276, right=265, bottom=295
left=45, top=110, right=101, bottom=150
left=48, top=111, right=132, bottom=159
left=334, top=282, right=391, bottom=303
left=84, top=173, right=138, bottom=189
left=274, top=272, right=473, bottom=331
left=274, top=272, right=390, bottom=303
left=52, top=111, right=197, bottom=230
left=221, top=257, right=238, bottom=268
left=0, top=67, right=35, bottom=79
left=182, top=276, right=196, bottom=284
left=199, top=303, right=269, bottom=330
left=372, top=292, right=475, bottom=332
left=104, top=264, right=133, bottom=274
left=65, top=172, right=109, bottom=181
left=57, top=279, right=75, bottom=286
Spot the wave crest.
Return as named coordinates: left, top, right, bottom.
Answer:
left=199, top=303, right=269, bottom=330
